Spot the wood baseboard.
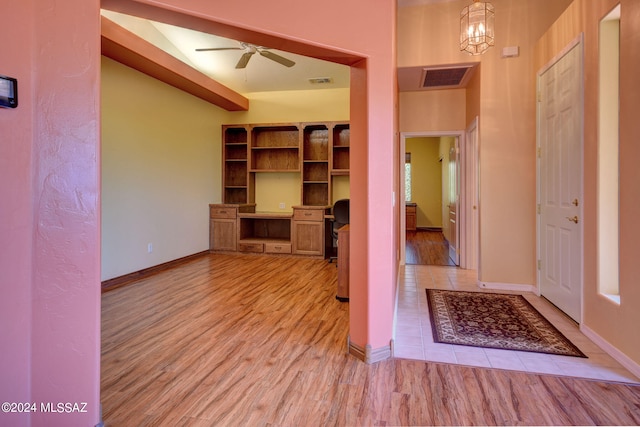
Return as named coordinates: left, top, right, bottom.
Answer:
left=347, top=336, right=392, bottom=364
left=101, top=251, right=210, bottom=293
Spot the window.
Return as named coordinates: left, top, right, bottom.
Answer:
left=597, top=4, right=621, bottom=303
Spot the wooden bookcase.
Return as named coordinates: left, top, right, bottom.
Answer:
left=215, top=121, right=349, bottom=258
left=222, top=125, right=253, bottom=204
left=221, top=121, right=349, bottom=206
left=302, top=123, right=330, bottom=206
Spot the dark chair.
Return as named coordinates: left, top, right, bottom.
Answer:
left=329, top=199, right=350, bottom=263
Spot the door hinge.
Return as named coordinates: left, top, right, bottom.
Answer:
left=537, top=260, right=542, bottom=270
left=537, top=204, right=541, bottom=214
left=537, top=91, right=542, bottom=102
left=537, top=147, right=542, bottom=158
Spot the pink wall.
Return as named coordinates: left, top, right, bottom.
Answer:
left=1, top=1, right=396, bottom=424
left=102, top=0, right=398, bottom=352
left=1, top=3, right=35, bottom=427
left=1, top=1, right=102, bottom=426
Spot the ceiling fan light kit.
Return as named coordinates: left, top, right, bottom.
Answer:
left=196, top=42, right=295, bottom=69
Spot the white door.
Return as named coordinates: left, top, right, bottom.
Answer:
left=538, top=40, right=583, bottom=322
left=448, top=140, right=460, bottom=266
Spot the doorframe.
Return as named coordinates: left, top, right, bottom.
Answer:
left=536, top=34, right=585, bottom=321
left=400, top=130, right=471, bottom=268
left=464, top=117, right=480, bottom=272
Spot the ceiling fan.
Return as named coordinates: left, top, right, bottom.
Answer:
left=195, top=42, right=296, bottom=69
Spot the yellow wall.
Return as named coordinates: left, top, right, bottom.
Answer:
left=398, top=0, right=573, bottom=285
left=101, top=57, right=226, bottom=280
left=399, top=89, right=466, bottom=132
left=405, top=137, right=442, bottom=228
left=535, top=0, right=640, bottom=370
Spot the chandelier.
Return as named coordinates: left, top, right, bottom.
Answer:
left=460, top=0, right=495, bottom=55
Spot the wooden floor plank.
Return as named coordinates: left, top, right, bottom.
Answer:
left=101, top=253, right=640, bottom=426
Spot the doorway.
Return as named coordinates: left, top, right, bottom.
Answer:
left=400, top=131, right=467, bottom=267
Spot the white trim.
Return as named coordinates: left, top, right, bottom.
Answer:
left=478, top=281, right=537, bottom=294
left=399, top=130, right=466, bottom=267
left=538, top=33, right=584, bottom=76
left=581, top=324, right=640, bottom=380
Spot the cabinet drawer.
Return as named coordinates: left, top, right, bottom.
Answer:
left=293, top=209, right=324, bottom=222
left=238, top=242, right=264, bottom=253
left=265, top=243, right=292, bottom=254
left=210, top=207, right=237, bottom=219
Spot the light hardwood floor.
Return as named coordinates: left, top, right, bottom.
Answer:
left=101, top=253, right=640, bottom=426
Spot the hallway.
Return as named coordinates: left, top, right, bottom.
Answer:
left=394, top=264, right=640, bottom=384
left=405, top=230, right=456, bottom=266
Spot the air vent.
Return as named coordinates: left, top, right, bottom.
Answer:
left=422, top=67, right=472, bottom=88
left=308, top=77, right=333, bottom=84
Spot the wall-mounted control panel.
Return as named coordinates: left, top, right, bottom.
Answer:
left=0, top=75, right=18, bottom=108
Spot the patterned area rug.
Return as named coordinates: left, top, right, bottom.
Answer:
left=425, top=289, right=586, bottom=357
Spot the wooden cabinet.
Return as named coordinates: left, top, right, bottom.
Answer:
left=336, top=224, right=350, bottom=301
left=209, top=204, right=255, bottom=251
left=406, top=203, right=417, bottom=231
left=292, top=206, right=327, bottom=256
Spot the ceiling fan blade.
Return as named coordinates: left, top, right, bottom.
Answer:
left=195, top=47, right=243, bottom=52
left=258, top=50, right=295, bottom=67
left=235, top=52, right=255, bottom=69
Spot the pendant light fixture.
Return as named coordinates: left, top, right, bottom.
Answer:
left=460, top=0, right=495, bottom=55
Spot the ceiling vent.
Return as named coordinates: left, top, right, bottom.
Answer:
left=421, top=65, right=475, bottom=89
left=397, top=63, right=478, bottom=92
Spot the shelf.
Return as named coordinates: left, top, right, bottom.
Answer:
left=251, top=148, right=299, bottom=171
left=252, top=125, right=299, bottom=148
left=251, top=146, right=298, bottom=150
left=222, top=121, right=348, bottom=207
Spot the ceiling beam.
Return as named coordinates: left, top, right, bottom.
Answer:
left=101, top=16, right=249, bottom=111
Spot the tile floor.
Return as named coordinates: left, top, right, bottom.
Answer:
left=394, top=264, right=640, bottom=384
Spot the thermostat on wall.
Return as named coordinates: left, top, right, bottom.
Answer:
left=0, top=75, right=18, bottom=108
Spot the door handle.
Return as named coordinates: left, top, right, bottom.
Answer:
left=566, top=216, right=579, bottom=224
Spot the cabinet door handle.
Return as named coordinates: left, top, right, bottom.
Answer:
left=304, top=212, right=312, bottom=216
left=219, top=210, right=227, bottom=214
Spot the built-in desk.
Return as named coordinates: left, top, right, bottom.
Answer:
left=209, top=204, right=329, bottom=258
left=238, top=212, right=292, bottom=254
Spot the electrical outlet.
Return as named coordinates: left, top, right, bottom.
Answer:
left=147, top=243, right=153, bottom=253
left=279, top=202, right=285, bottom=209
